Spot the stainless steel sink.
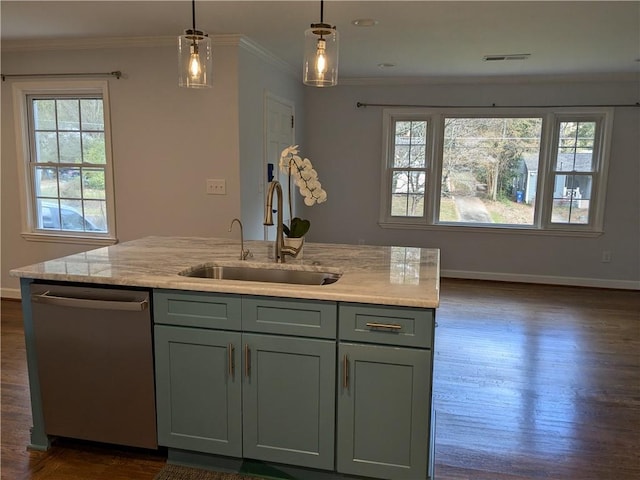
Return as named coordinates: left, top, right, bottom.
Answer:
left=178, top=263, right=341, bottom=286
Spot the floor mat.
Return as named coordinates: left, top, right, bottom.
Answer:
left=153, top=463, right=266, bottom=480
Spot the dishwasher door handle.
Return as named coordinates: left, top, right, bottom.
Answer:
left=31, top=291, right=149, bottom=311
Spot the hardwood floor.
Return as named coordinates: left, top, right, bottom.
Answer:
left=1, top=279, right=638, bottom=480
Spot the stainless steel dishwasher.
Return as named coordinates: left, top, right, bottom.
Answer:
left=30, top=284, right=157, bottom=449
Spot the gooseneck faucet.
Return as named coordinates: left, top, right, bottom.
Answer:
left=228, top=218, right=252, bottom=260
left=264, top=181, right=300, bottom=263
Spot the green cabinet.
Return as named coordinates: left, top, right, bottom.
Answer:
left=153, top=291, right=436, bottom=480
left=154, top=290, right=242, bottom=330
left=155, top=325, right=242, bottom=456
left=242, top=333, right=335, bottom=470
left=337, top=343, right=431, bottom=479
left=153, top=290, right=336, bottom=470
left=337, top=303, right=435, bottom=480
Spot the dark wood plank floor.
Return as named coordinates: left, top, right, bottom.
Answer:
left=2, top=279, right=639, bottom=480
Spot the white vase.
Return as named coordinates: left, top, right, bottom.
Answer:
left=283, top=237, right=304, bottom=259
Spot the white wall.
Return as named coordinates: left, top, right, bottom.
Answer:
left=302, top=77, right=640, bottom=287
left=1, top=38, right=244, bottom=294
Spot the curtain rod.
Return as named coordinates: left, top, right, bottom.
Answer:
left=1, top=71, right=122, bottom=81
left=356, top=101, right=640, bottom=109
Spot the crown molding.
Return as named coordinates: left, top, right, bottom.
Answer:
left=1, top=33, right=299, bottom=79
left=1, top=36, right=174, bottom=52
left=5, top=36, right=634, bottom=86
left=237, top=36, right=298, bottom=79
left=0, top=34, right=254, bottom=52
left=339, top=72, right=640, bottom=86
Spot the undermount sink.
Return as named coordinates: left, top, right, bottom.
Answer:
left=178, top=263, right=341, bottom=286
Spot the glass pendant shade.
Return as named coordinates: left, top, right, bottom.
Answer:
left=178, top=29, right=212, bottom=88
left=303, top=24, right=339, bottom=87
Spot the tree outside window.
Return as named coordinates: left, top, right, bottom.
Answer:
left=380, top=108, right=612, bottom=234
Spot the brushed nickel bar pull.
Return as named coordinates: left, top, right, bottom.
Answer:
left=32, top=291, right=148, bottom=311
left=228, top=343, right=234, bottom=377
left=343, top=354, right=349, bottom=389
left=244, top=344, right=250, bottom=378
left=366, top=322, right=402, bottom=330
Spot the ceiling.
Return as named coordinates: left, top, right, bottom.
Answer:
left=2, top=1, right=639, bottom=80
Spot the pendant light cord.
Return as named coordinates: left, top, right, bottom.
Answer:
left=320, top=0, right=324, bottom=23
left=192, top=0, right=196, bottom=31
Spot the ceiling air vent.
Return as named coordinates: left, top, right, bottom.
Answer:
left=483, top=53, right=531, bottom=62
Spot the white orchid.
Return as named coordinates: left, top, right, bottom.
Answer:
left=279, top=145, right=327, bottom=207
left=279, top=145, right=299, bottom=159
left=299, top=186, right=311, bottom=197
left=277, top=145, right=327, bottom=237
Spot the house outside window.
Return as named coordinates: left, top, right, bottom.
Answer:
left=12, top=81, right=116, bottom=244
left=550, top=119, right=598, bottom=225
left=379, top=107, right=613, bottom=235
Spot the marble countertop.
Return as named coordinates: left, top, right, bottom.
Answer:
left=10, top=236, right=440, bottom=308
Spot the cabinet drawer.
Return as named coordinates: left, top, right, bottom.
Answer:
left=154, top=290, right=241, bottom=330
left=242, top=297, right=337, bottom=338
left=339, top=304, right=434, bottom=348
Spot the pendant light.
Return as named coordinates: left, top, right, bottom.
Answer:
left=303, top=0, right=339, bottom=87
left=178, top=0, right=212, bottom=88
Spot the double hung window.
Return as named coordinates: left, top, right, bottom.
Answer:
left=13, top=81, right=116, bottom=243
left=380, top=107, right=612, bottom=235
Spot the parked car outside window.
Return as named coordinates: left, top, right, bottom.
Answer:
left=38, top=202, right=103, bottom=232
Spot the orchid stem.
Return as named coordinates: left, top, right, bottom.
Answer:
left=288, top=158, right=293, bottom=223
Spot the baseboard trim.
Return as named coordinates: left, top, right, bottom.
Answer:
left=441, top=270, right=640, bottom=290
left=1, top=288, right=22, bottom=300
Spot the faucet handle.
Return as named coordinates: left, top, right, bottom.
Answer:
left=281, top=240, right=303, bottom=259
left=281, top=245, right=300, bottom=258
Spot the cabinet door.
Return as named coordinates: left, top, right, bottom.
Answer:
left=337, top=343, right=432, bottom=480
left=155, top=325, right=242, bottom=456
left=242, top=333, right=335, bottom=470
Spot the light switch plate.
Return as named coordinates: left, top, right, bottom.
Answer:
left=206, top=179, right=226, bottom=195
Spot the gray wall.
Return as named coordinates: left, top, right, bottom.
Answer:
left=301, top=78, right=639, bottom=287
left=238, top=40, right=305, bottom=241
left=1, top=36, right=638, bottom=293
left=1, top=38, right=245, bottom=295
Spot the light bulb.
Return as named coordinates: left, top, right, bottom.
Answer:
left=315, top=38, right=327, bottom=75
left=188, top=43, right=201, bottom=79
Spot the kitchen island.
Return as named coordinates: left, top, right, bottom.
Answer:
left=12, top=236, right=440, bottom=480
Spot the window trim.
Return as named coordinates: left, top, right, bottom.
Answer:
left=12, top=80, right=117, bottom=245
left=379, top=107, right=613, bottom=236
left=541, top=112, right=612, bottom=234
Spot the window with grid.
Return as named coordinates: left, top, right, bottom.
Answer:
left=390, top=120, right=428, bottom=217
left=550, top=120, right=598, bottom=225
left=380, top=108, right=612, bottom=235
left=13, top=81, right=116, bottom=243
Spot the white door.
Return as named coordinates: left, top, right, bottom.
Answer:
left=265, top=94, right=295, bottom=241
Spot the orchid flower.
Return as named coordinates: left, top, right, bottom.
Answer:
left=277, top=145, right=327, bottom=237
left=279, top=146, right=327, bottom=207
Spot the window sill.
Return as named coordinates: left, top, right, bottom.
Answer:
left=378, top=221, right=603, bottom=238
left=21, top=232, right=118, bottom=246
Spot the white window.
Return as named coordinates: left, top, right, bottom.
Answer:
left=13, top=81, right=116, bottom=244
left=380, top=108, right=613, bottom=235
